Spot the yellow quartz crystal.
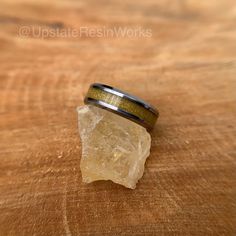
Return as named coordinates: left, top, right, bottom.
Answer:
left=77, top=105, right=151, bottom=189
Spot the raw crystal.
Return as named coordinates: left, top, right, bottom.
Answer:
left=77, top=105, right=151, bottom=189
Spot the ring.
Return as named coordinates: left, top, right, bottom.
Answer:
left=84, top=83, right=159, bottom=130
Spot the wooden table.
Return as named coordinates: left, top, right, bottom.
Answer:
left=0, top=0, right=235, bottom=235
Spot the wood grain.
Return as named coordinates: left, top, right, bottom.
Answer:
left=0, top=0, right=236, bottom=235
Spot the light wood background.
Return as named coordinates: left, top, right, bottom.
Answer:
left=0, top=0, right=236, bottom=235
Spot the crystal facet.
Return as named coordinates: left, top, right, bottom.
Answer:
left=77, top=105, right=151, bottom=189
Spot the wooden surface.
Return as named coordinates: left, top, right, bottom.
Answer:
left=0, top=0, right=236, bottom=235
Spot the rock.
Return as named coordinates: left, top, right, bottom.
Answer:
left=77, top=105, right=151, bottom=189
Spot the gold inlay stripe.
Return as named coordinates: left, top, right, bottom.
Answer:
left=86, top=87, right=157, bottom=128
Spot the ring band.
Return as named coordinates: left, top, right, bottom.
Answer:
left=84, top=83, right=159, bottom=130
